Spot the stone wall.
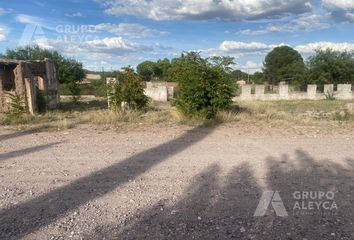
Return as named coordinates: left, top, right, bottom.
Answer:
left=144, top=82, right=175, bottom=102
left=238, top=84, right=354, bottom=101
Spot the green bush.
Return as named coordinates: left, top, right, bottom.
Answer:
left=170, top=52, right=236, bottom=119
left=7, top=93, right=26, bottom=117
left=91, top=80, right=107, bottom=97
left=66, top=82, right=81, bottom=102
left=108, top=67, right=149, bottom=111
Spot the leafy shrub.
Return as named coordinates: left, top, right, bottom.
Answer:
left=76, top=81, right=107, bottom=97
left=170, top=52, right=236, bottom=119
left=60, top=82, right=81, bottom=102
left=7, top=93, right=26, bottom=117
left=108, top=67, right=149, bottom=111
left=91, top=80, right=107, bottom=97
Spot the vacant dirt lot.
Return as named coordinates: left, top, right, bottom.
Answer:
left=1, top=124, right=354, bottom=240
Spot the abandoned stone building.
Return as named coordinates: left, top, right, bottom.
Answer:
left=0, top=59, right=59, bottom=115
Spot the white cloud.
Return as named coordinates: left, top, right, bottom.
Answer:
left=322, top=0, right=354, bottom=22
left=199, top=41, right=287, bottom=61
left=345, top=12, right=354, bottom=21
left=34, top=36, right=156, bottom=57
left=0, top=26, right=7, bottom=41
left=295, top=41, right=354, bottom=53
left=322, top=0, right=354, bottom=10
left=96, top=23, right=169, bottom=38
left=239, top=14, right=330, bottom=35
left=15, top=14, right=59, bottom=31
left=97, top=0, right=313, bottom=21
left=16, top=14, right=43, bottom=25
left=83, top=37, right=153, bottom=54
left=0, top=8, right=8, bottom=16
left=33, top=36, right=165, bottom=70
left=244, top=61, right=260, bottom=69
left=66, top=12, right=83, bottom=17
left=219, top=41, right=286, bottom=53
left=239, top=61, right=262, bottom=73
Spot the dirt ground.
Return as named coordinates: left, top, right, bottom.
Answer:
left=0, top=124, right=354, bottom=240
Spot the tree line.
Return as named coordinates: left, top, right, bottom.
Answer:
left=263, top=46, right=354, bottom=89
left=134, top=46, right=354, bottom=90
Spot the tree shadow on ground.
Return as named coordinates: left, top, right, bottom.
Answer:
left=0, top=125, right=217, bottom=239
left=0, top=125, right=53, bottom=141
left=0, top=142, right=62, bottom=162
left=87, top=150, right=354, bottom=240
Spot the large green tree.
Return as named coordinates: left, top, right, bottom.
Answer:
left=252, top=71, right=265, bottom=84
left=263, top=46, right=306, bottom=87
left=307, top=49, right=354, bottom=85
left=137, top=59, right=172, bottom=81
left=136, top=61, right=159, bottom=81
left=208, top=56, right=235, bottom=73
left=155, top=58, right=171, bottom=80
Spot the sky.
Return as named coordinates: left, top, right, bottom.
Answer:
left=0, top=0, right=353, bottom=72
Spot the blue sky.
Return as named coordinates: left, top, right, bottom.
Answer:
left=0, top=0, right=353, bottom=72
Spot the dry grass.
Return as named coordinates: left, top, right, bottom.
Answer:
left=237, top=100, right=354, bottom=122
left=1, top=97, right=354, bottom=131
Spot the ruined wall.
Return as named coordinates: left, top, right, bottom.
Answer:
left=0, top=64, right=19, bottom=113
left=238, top=84, right=354, bottom=101
left=14, top=62, right=25, bottom=96
left=44, top=60, right=59, bottom=109
left=0, top=59, right=59, bottom=114
left=0, top=68, right=6, bottom=112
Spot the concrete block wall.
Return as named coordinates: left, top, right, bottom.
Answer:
left=240, top=84, right=354, bottom=101
left=241, top=85, right=252, bottom=99
left=336, top=84, right=352, bottom=99
left=255, top=85, right=265, bottom=97
left=324, top=84, right=334, bottom=96
left=307, top=85, right=317, bottom=99
left=145, top=82, right=169, bottom=101
left=279, top=85, right=289, bottom=99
